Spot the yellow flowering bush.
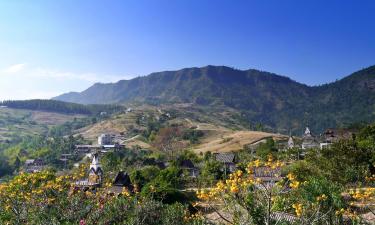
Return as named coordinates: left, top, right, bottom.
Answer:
left=196, top=156, right=288, bottom=224
left=0, top=170, right=71, bottom=224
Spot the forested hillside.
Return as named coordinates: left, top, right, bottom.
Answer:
left=1, top=99, right=124, bottom=115
left=54, top=65, right=375, bottom=133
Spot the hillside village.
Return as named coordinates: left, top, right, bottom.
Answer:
left=1, top=0, right=375, bottom=223
left=0, top=101, right=374, bottom=224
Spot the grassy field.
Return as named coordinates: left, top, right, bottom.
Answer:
left=0, top=107, right=86, bottom=141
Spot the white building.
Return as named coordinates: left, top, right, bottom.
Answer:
left=98, top=134, right=112, bottom=146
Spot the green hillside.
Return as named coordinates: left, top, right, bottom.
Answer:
left=54, top=65, right=375, bottom=133
left=0, top=107, right=87, bottom=143
left=0, top=99, right=124, bottom=115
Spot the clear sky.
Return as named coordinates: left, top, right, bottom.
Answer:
left=0, top=0, right=375, bottom=100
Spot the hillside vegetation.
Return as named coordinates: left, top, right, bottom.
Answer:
left=54, top=65, right=375, bottom=134
left=1, top=99, right=124, bottom=115
left=74, top=104, right=286, bottom=153
left=0, top=107, right=86, bottom=142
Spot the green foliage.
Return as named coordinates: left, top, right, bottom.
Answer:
left=182, top=129, right=204, bottom=144
left=200, top=160, right=223, bottom=184
left=130, top=166, right=161, bottom=189
left=140, top=166, right=188, bottom=204
left=305, top=140, right=373, bottom=184
left=244, top=192, right=266, bottom=225
left=0, top=134, right=85, bottom=177
left=256, top=138, right=278, bottom=160
left=291, top=177, right=346, bottom=224
left=49, top=117, right=93, bottom=136
left=298, top=177, right=345, bottom=209
left=0, top=157, right=12, bottom=177
left=285, top=124, right=375, bottom=185
left=1, top=99, right=123, bottom=116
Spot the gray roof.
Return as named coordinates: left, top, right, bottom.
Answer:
left=214, top=153, right=235, bottom=163
left=253, top=166, right=282, bottom=179
left=271, top=212, right=297, bottom=223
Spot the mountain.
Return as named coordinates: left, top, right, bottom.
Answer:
left=54, top=65, right=375, bottom=133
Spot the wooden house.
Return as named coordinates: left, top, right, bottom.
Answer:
left=107, top=171, right=133, bottom=195
left=214, top=152, right=236, bottom=173
left=179, top=159, right=199, bottom=178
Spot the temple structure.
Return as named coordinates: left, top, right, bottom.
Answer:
left=287, top=136, right=295, bottom=149
left=74, top=153, right=103, bottom=189
left=88, top=153, right=103, bottom=185
left=301, top=127, right=318, bottom=149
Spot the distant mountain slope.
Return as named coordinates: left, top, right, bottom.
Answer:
left=54, top=65, right=375, bottom=133
left=55, top=66, right=310, bottom=105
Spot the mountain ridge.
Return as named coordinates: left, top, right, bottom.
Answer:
left=54, top=65, right=375, bottom=133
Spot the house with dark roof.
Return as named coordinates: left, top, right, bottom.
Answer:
left=319, top=128, right=355, bottom=149
left=179, top=159, right=199, bottom=178
left=142, top=158, right=167, bottom=169
left=107, top=171, right=133, bottom=194
left=214, top=152, right=236, bottom=173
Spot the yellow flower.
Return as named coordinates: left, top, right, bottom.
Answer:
left=292, top=203, right=303, bottom=217
left=290, top=181, right=300, bottom=189
left=230, top=185, right=239, bottom=193
left=236, top=170, right=243, bottom=177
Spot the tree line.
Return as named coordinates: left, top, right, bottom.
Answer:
left=0, top=99, right=124, bottom=115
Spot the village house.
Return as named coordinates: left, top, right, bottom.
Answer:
left=107, top=171, right=134, bottom=195
left=142, top=158, right=167, bottom=169
left=24, top=158, right=46, bottom=173
left=179, top=159, right=200, bottom=178
left=98, top=133, right=112, bottom=146
left=75, top=144, right=100, bottom=154
left=319, top=128, right=355, bottom=149
left=253, top=166, right=283, bottom=189
left=75, top=133, right=125, bottom=155
left=214, top=152, right=236, bottom=174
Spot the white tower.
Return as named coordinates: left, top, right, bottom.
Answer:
left=288, top=136, right=295, bottom=149
left=88, top=153, right=103, bottom=185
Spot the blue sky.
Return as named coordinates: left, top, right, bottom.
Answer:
left=0, top=0, right=374, bottom=100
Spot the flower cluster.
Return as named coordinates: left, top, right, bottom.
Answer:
left=287, top=173, right=300, bottom=189
left=316, top=194, right=327, bottom=202
left=349, top=187, right=375, bottom=204
left=0, top=170, right=72, bottom=222
left=197, top=156, right=287, bottom=203
left=183, top=211, right=203, bottom=221
left=246, top=155, right=284, bottom=172
left=292, top=203, right=303, bottom=217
